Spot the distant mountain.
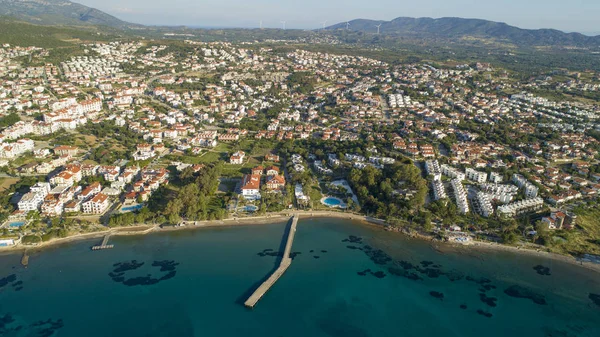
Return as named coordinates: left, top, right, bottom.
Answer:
left=327, top=17, right=600, bottom=47
left=0, top=0, right=136, bottom=28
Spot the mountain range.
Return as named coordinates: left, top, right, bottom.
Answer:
left=0, top=0, right=134, bottom=28
left=0, top=0, right=599, bottom=48
left=327, top=17, right=600, bottom=47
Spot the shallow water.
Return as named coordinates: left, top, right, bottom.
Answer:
left=0, top=218, right=598, bottom=337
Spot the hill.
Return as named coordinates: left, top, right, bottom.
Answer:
left=0, top=0, right=136, bottom=28
left=327, top=17, right=600, bottom=47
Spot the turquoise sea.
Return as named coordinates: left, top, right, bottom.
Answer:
left=0, top=218, right=599, bottom=337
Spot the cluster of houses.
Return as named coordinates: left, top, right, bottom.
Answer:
left=240, top=165, right=286, bottom=200
left=14, top=161, right=169, bottom=218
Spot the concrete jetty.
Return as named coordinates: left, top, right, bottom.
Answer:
left=244, top=214, right=298, bottom=308
left=91, top=234, right=114, bottom=250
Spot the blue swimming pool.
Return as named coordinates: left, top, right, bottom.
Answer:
left=245, top=205, right=258, bottom=212
left=322, top=197, right=343, bottom=207
left=8, top=221, right=26, bottom=228
left=121, top=204, right=143, bottom=212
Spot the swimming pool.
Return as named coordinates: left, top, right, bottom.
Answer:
left=8, top=221, right=26, bottom=228
left=121, top=204, right=143, bottom=212
left=244, top=205, right=258, bottom=212
left=321, top=197, right=343, bottom=207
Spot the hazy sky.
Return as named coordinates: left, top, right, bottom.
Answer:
left=76, top=0, right=600, bottom=33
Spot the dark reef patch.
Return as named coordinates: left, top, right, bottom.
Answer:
left=357, top=269, right=385, bottom=278
left=257, top=249, right=283, bottom=258
left=357, top=269, right=371, bottom=276
left=0, top=274, right=17, bottom=288
left=460, top=304, right=468, bottom=310
left=313, top=256, right=320, bottom=259
left=504, top=285, right=547, bottom=305
left=152, top=260, right=179, bottom=272
left=388, top=267, right=422, bottom=281
left=479, top=293, right=498, bottom=307
left=342, top=235, right=363, bottom=244
left=365, top=249, right=392, bottom=265
left=429, top=291, right=444, bottom=300
left=533, top=265, right=551, bottom=276
left=371, top=271, right=386, bottom=279
left=476, top=309, right=493, bottom=318
left=588, top=293, right=600, bottom=308
left=110, top=260, right=179, bottom=286
left=112, top=261, right=144, bottom=273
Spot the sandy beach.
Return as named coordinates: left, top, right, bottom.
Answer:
left=2, top=210, right=599, bottom=273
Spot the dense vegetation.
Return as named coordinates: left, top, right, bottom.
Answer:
left=348, top=162, right=427, bottom=219
left=0, top=113, right=20, bottom=128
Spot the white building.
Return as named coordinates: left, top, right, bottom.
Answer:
left=82, top=193, right=110, bottom=214
left=524, top=183, right=539, bottom=199
left=425, top=160, right=442, bottom=181
left=497, top=197, right=544, bottom=217
left=466, top=168, right=487, bottom=184
left=241, top=174, right=261, bottom=200
left=451, top=179, right=469, bottom=214
left=441, top=164, right=466, bottom=181
left=489, top=172, right=503, bottom=183
left=475, top=191, right=494, bottom=218
left=431, top=180, right=447, bottom=200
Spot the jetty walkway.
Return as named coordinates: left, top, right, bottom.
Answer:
left=91, top=234, right=114, bottom=250
left=244, top=214, right=298, bottom=308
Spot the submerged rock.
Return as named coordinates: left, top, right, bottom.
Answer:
left=479, top=293, right=498, bottom=307
left=429, top=291, right=444, bottom=300
left=152, top=260, right=179, bottom=272
left=357, top=269, right=371, bottom=276
left=588, top=293, right=600, bottom=308
left=460, top=304, right=468, bottom=310
left=0, top=274, right=17, bottom=288
left=476, top=309, right=493, bottom=318
left=504, top=285, right=547, bottom=305
left=371, top=271, right=386, bottom=279
left=533, top=265, right=552, bottom=276
left=388, top=267, right=422, bottom=281
left=112, top=261, right=144, bottom=273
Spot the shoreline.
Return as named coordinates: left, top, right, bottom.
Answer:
left=2, top=210, right=599, bottom=273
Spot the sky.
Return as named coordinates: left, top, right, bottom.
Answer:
left=76, top=0, right=600, bottom=34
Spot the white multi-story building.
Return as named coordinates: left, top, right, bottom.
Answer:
left=241, top=174, right=261, bottom=200
left=466, top=168, right=487, bottom=184
left=431, top=180, right=447, bottom=200
left=475, top=191, right=494, bottom=218
left=82, top=193, right=110, bottom=214
left=524, top=183, right=539, bottom=199
left=451, top=179, right=469, bottom=214
left=17, top=192, right=45, bottom=212
left=441, top=164, right=466, bottom=181
left=512, top=174, right=528, bottom=188
left=425, top=160, right=442, bottom=181
left=489, top=172, right=503, bottom=183
left=480, top=183, right=518, bottom=204
left=497, top=197, right=544, bottom=217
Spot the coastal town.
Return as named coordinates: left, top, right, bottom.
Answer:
left=0, top=39, right=599, bottom=256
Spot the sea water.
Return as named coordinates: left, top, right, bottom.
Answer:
left=0, top=218, right=598, bottom=337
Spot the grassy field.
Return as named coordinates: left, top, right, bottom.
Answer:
left=548, top=208, right=600, bottom=256
left=0, top=178, right=19, bottom=192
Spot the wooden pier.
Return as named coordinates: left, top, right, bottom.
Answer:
left=244, top=214, right=299, bottom=308
left=91, top=234, right=114, bottom=250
